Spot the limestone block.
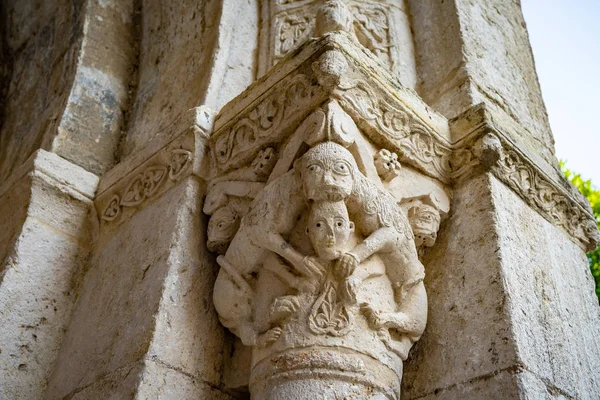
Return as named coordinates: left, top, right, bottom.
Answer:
left=491, top=175, right=600, bottom=397
left=136, top=358, right=234, bottom=400
left=67, top=361, right=145, bottom=400
left=403, top=174, right=517, bottom=398
left=46, top=176, right=226, bottom=398
left=414, top=369, right=523, bottom=400
left=0, top=150, right=97, bottom=400
left=145, top=180, right=225, bottom=385
left=123, top=0, right=258, bottom=157
left=403, top=172, right=600, bottom=399
left=408, top=0, right=555, bottom=165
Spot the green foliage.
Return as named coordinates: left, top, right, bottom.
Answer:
left=560, top=161, right=600, bottom=302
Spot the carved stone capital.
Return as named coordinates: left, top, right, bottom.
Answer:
left=214, top=32, right=598, bottom=251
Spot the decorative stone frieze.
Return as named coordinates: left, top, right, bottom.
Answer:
left=205, top=33, right=600, bottom=397
left=258, top=0, right=416, bottom=86
left=95, top=108, right=214, bottom=230
left=216, top=32, right=599, bottom=252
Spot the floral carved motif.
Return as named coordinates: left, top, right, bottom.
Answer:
left=336, top=80, right=478, bottom=182
left=276, top=15, right=315, bottom=61
left=261, top=0, right=398, bottom=76
left=213, top=74, right=321, bottom=172
left=492, top=146, right=600, bottom=252
left=100, top=149, right=192, bottom=223
left=351, top=3, right=391, bottom=66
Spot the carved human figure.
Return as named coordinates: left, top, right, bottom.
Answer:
left=297, top=142, right=427, bottom=356
left=250, top=199, right=420, bottom=399
left=267, top=200, right=357, bottom=336
left=212, top=141, right=427, bottom=358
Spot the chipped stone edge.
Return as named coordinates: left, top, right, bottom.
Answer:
left=0, top=150, right=99, bottom=201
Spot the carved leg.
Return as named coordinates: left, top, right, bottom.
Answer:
left=213, top=269, right=252, bottom=331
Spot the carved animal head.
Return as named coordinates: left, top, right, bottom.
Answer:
left=207, top=206, right=241, bottom=254
left=306, top=200, right=355, bottom=261
left=251, top=147, right=277, bottom=180
left=315, top=0, right=354, bottom=36
left=298, top=142, right=356, bottom=202
left=408, top=204, right=441, bottom=248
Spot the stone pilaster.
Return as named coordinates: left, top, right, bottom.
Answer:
left=44, top=108, right=234, bottom=399
left=0, top=150, right=98, bottom=399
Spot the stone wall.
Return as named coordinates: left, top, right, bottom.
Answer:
left=122, top=0, right=258, bottom=157
left=409, top=0, right=555, bottom=165
left=0, top=1, right=598, bottom=399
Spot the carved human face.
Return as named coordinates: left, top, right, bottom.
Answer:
left=408, top=204, right=441, bottom=248
left=300, top=143, right=355, bottom=202
left=307, top=201, right=354, bottom=261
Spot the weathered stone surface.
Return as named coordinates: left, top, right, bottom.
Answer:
left=0, top=150, right=97, bottom=400
left=491, top=174, right=600, bottom=397
left=403, top=174, right=517, bottom=398
left=123, top=0, right=258, bottom=157
left=46, top=175, right=226, bottom=398
left=1, top=1, right=599, bottom=399
left=0, top=0, right=138, bottom=180
left=409, top=0, right=555, bottom=165
left=0, top=0, right=84, bottom=182
left=403, top=173, right=600, bottom=399
left=136, top=358, right=234, bottom=400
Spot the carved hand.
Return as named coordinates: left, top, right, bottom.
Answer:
left=360, top=303, right=385, bottom=329
left=361, top=303, right=412, bottom=333
left=294, top=256, right=325, bottom=281
left=335, top=252, right=359, bottom=279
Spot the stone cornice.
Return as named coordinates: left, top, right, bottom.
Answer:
left=449, top=105, right=600, bottom=252
left=93, top=33, right=597, bottom=251
left=94, top=108, right=214, bottom=231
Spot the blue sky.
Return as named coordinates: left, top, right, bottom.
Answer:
left=521, top=0, right=600, bottom=184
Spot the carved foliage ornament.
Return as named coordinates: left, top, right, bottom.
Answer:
left=491, top=143, right=600, bottom=251
left=214, top=74, right=321, bottom=172
left=263, top=0, right=396, bottom=74
left=100, top=149, right=192, bottom=222
left=209, top=99, right=434, bottom=398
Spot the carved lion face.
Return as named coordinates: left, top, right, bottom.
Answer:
left=300, top=142, right=356, bottom=202
left=408, top=204, right=441, bottom=248
left=207, top=206, right=240, bottom=254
